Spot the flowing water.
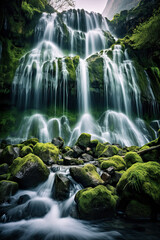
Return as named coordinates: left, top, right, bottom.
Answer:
left=0, top=168, right=160, bottom=240
left=9, top=9, right=159, bottom=146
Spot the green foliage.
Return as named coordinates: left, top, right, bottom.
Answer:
left=128, top=8, right=160, bottom=49
left=100, top=155, right=126, bottom=171
left=75, top=185, right=118, bottom=219
left=117, top=161, right=160, bottom=205
left=22, top=1, right=36, bottom=20
left=124, top=152, right=143, bottom=168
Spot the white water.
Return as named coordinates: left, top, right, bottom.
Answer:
left=0, top=169, right=122, bottom=240
left=9, top=9, right=159, bottom=147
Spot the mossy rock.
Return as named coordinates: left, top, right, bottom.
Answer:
left=70, top=164, right=104, bottom=188
left=125, top=146, right=140, bottom=152
left=75, top=133, right=91, bottom=149
left=125, top=200, right=152, bottom=219
left=0, top=173, right=11, bottom=181
left=75, top=185, right=118, bottom=219
left=33, top=143, right=59, bottom=165
left=117, top=162, right=160, bottom=206
left=0, top=145, right=19, bottom=165
left=124, top=152, right=143, bottom=168
left=0, top=180, right=18, bottom=203
left=9, top=153, right=49, bottom=189
left=22, top=138, right=39, bottom=146
left=20, top=146, right=33, bottom=157
left=0, top=163, right=9, bottom=175
left=100, top=155, right=126, bottom=171
left=100, top=145, right=120, bottom=158
left=94, top=142, right=106, bottom=157
left=62, top=146, right=72, bottom=154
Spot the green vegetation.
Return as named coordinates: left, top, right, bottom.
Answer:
left=100, top=155, right=126, bottom=171
left=76, top=133, right=91, bottom=149
left=0, top=180, right=18, bottom=203
left=117, top=161, right=160, bottom=205
left=20, top=146, right=33, bottom=157
left=124, top=152, right=143, bottom=168
left=75, top=185, right=118, bottom=219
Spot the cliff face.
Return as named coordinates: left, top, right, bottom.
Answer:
left=102, top=0, right=140, bottom=20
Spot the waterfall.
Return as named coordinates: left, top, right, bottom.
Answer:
left=9, top=9, right=159, bottom=147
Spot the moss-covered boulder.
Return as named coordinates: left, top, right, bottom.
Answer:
left=9, top=153, right=49, bottom=189
left=0, top=180, right=18, bottom=203
left=33, top=143, right=59, bottom=165
left=0, top=163, right=9, bottom=175
left=100, top=145, right=120, bottom=158
left=20, top=146, right=33, bottom=157
left=125, top=200, right=152, bottom=219
left=124, top=152, right=143, bottom=168
left=75, top=133, right=91, bottom=149
left=22, top=138, right=39, bottom=146
left=117, top=162, right=160, bottom=206
left=51, top=137, right=64, bottom=149
left=100, top=155, right=126, bottom=171
left=52, top=173, right=71, bottom=201
left=63, top=157, right=84, bottom=166
left=0, top=145, right=19, bottom=165
left=70, top=164, right=104, bottom=188
left=94, top=142, right=106, bottom=157
left=75, top=185, right=118, bottom=219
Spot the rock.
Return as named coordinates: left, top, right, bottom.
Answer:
left=75, top=185, right=118, bottom=219
left=124, top=151, right=143, bottom=168
left=94, top=142, right=106, bottom=157
left=52, top=173, right=71, bottom=201
left=20, top=146, right=33, bottom=157
left=17, top=194, right=30, bottom=205
left=0, top=180, right=18, bottom=203
left=72, top=145, right=84, bottom=157
left=0, top=163, right=9, bottom=175
left=109, top=172, right=122, bottom=186
left=0, top=145, right=19, bottom=165
left=75, top=133, right=91, bottom=149
left=64, top=149, right=75, bottom=158
left=51, top=137, right=64, bottom=148
left=100, top=145, right=120, bottom=158
left=101, top=172, right=111, bottom=182
left=100, top=155, right=126, bottom=171
left=61, top=146, right=72, bottom=154
left=70, top=164, right=104, bottom=187
left=63, top=157, right=84, bottom=166
left=125, top=200, right=152, bottom=220
left=33, top=143, right=59, bottom=165
left=9, top=153, right=50, bottom=189
left=105, top=166, right=115, bottom=176
left=117, top=162, right=160, bottom=206
left=81, top=153, right=94, bottom=162
left=22, top=138, right=39, bottom=146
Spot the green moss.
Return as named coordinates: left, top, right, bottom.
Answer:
left=0, top=180, right=18, bottom=203
left=22, top=138, right=39, bottom=146
left=70, top=164, right=104, bottom=188
left=140, top=146, right=150, bottom=151
left=62, top=146, right=72, bottom=153
left=65, top=57, right=77, bottom=82
left=33, top=142, right=59, bottom=164
left=0, top=145, right=17, bottom=165
left=100, top=145, right=119, bottom=158
left=100, top=155, right=126, bottom=171
left=57, top=159, right=64, bottom=165
left=20, top=146, right=33, bottom=157
left=0, top=174, right=11, bottom=181
left=117, top=161, right=160, bottom=205
left=95, top=142, right=106, bottom=157
left=76, top=133, right=91, bottom=149
left=126, top=200, right=152, bottom=219
left=75, top=185, right=118, bottom=219
left=124, top=152, right=143, bottom=168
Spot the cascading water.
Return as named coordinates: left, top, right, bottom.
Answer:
left=9, top=9, right=159, bottom=146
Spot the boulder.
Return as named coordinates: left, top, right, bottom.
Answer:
left=70, top=164, right=104, bottom=187
left=0, top=163, right=9, bottom=175
left=72, top=145, right=84, bottom=157
left=94, top=142, right=106, bottom=157
left=81, top=153, right=94, bottom=162
left=52, top=137, right=64, bottom=148
left=63, top=157, right=84, bottom=166
left=0, top=145, right=19, bottom=165
left=75, top=185, right=118, bottom=219
left=117, top=162, right=160, bottom=206
left=75, top=133, right=91, bottom=149
left=124, top=151, right=143, bottom=168
left=52, top=173, right=71, bottom=201
left=100, top=145, right=120, bottom=158
left=101, top=172, right=111, bottom=182
left=100, top=155, right=126, bottom=171
left=9, top=153, right=49, bottom=189
left=125, top=200, right=152, bottom=219
left=22, top=138, right=39, bottom=146
left=20, top=146, right=33, bottom=157
left=0, top=180, right=18, bottom=203
left=105, top=166, right=115, bottom=176
left=33, top=143, right=59, bottom=165
left=17, top=194, right=31, bottom=205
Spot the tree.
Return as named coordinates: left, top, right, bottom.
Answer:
left=48, top=0, right=75, bottom=12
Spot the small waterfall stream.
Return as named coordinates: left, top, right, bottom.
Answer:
left=9, top=9, right=159, bottom=146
